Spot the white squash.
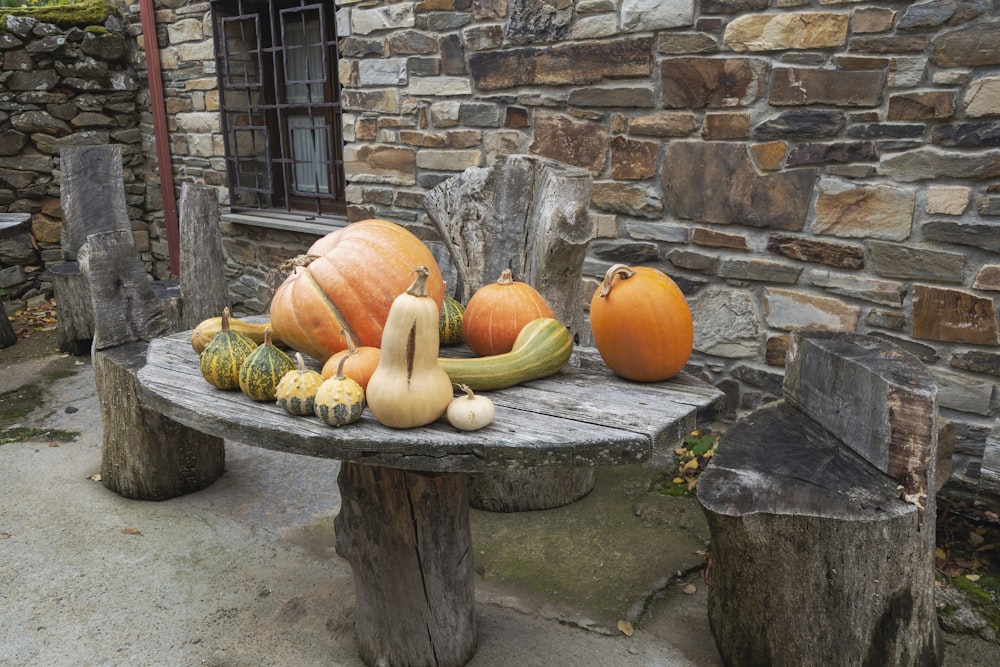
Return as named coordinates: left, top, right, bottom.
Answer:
left=447, top=384, right=495, bottom=431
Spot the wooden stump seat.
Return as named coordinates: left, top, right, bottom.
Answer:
left=80, top=230, right=225, bottom=501
left=697, top=331, right=943, bottom=667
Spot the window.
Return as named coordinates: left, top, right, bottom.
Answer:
left=211, top=0, right=346, bottom=218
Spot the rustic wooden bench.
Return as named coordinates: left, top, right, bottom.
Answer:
left=697, top=330, right=943, bottom=666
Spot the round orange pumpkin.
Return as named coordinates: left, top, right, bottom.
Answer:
left=461, top=268, right=555, bottom=356
left=589, top=263, right=693, bottom=382
left=269, top=219, right=445, bottom=362
left=321, top=332, right=381, bottom=390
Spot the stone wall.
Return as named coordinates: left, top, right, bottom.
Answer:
left=0, top=11, right=156, bottom=303
left=127, top=0, right=999, bottom=503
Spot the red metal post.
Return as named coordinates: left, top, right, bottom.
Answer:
left=139, top=0, right=181, bottom=278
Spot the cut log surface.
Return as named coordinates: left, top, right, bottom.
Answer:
left=785, top=331, right=938, bottom=502
left=49, top=262, right=93, bottom=355
left=335, top=462, right=476, bottom=667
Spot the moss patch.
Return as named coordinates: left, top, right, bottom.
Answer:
left=1, top=0, right=112, bottom=28
left=0, top=426, right=79, bottom=444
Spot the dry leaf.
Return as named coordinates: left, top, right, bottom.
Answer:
left=966, top=573, right=981, bottom=582
left=617, top=620, right=634, bottom=637
left=0, top=532, right=11, bottom=540
left=88, top=473, right=102, bottom=482
left=682, top=583, right=697, bottom=595
left=121, top=528, right=142, bottom=536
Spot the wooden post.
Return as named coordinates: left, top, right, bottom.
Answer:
left=178, top=183, right=228, bottom=330
left=425, top=154, right=597, bottom=511
left=698, top=331, right=942, bottom=667
left=334, top=462, right=477, bottom=667
left=80, top=230, right=225, bottom=501
left=53, top=145, right=134, bottom=352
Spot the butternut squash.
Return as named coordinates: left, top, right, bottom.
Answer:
left=365, top=266, right=454, bottom=429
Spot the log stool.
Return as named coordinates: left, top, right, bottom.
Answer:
left=697, top=331, right=943, bottom=667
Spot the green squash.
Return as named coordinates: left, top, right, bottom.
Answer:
left=239, top=328, right=295, bottom=401
left=439, top=296, right=465, bottom=346
left=200, top=307, right=258, bottom=390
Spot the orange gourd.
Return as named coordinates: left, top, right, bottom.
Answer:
left=461, top=269, right=554, bottom=356
left=589, top=264, right=693, bottom=382
left=321, top=330, right=381, bottom=390
left=268, top=219, right=445, bottom=362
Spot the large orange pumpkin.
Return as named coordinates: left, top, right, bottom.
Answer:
left=589, top=263, right=693, bottom=382
left=461, top=268, right=554, bottom=356
left=269, top=219, right=445, bottom=361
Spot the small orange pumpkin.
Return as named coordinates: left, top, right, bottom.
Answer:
left=461, top=268, right=555, bottom=356
left=321, top=330, right=381, bottom=390
left=589, top=263, right=693, bottom=382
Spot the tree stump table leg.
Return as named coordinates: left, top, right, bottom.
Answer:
left=335, top=462, right=477, bottom=667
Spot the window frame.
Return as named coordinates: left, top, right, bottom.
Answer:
left=211, top=0, right=347, bottom=220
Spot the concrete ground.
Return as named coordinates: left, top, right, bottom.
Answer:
left=1, top=342, right=997, bottom=666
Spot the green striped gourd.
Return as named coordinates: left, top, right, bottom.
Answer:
left=438, top=317, right=572, bottom=391
left=239, top=328, right=295, bottom=401
left=200, top=307, right=258, bottom=390
left=439, top=296, right=465, bottom=346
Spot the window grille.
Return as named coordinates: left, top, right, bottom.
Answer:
left=211, top=0, right=346, bottom=218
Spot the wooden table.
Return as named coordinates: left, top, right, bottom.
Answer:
left=137, top=331, right=722, bottom=667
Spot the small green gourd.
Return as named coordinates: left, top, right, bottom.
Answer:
left=314, top=354, right=366, bottom=427
left=439, top=296, right=465, bottom=346
left=239, top=328, right=296, bottom=401
left=276, top=352, right=324, bottom=416
left=200, top=307, right=258, bottom=390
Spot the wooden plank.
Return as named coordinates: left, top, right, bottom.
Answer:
left=178, top=183, right=228, bottom=330
left=59, top=144, right=130, bottom=260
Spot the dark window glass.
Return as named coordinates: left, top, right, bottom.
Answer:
left=211, top=0, right=346, bottom=218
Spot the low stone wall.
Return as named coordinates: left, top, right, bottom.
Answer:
left=0, top=11, right=157, bottom=305
left=118, top=1, right=1000, bottom=504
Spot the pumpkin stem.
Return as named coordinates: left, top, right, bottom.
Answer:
left=406, top=265, right=431, bottom=297
left=599, top=264, right=636, bottom=298
left=294, top=352, right=308, bottom=373
left=335, top=353, right=350, bottom=380
left=341, top=328, right=357, bottom=355
left=459, top=383, right=476, bottom=400
left=497, top=268, right=514, bottom=285
left=221, top=307, right=231, bottom=332
left=263, top=327, right=273, bottom=346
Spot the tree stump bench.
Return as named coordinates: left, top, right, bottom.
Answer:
left=697, top=331, right=943, bottom=666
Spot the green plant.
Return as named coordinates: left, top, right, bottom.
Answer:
left=651, top=427, right=719, bottom=498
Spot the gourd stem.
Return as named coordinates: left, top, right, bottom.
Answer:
left=599, top=264, right=635, bottom=298
left=342, top=328, right=357, bottom=355
left=497, top=268, right=514, bottom=285
left=263, top=327, right=273, bottom=346
left=335, top=353, right=350, bottom=380
left=295, top=352, right=307, bottom=373
left=221, top=306, right=231, bottom=331
left=459, top=383, right=475, bottom=400
left=406, top=265, right=431, bottom=297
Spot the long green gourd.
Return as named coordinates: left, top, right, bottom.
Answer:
left=438, top=318, right=572, bottom=391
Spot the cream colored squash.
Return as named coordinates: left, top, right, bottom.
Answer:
left=365, top=266, right=454, bottom=429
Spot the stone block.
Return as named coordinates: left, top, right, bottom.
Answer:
left=770, top=68, right=885, bottom=107
left=806, top=269, right=905, bottom=308
left=529, top=112, right=608, bottom=175
left=609, top=136, right=658, bottom=179
left=813, top=178, right=914, bottom=240
left=724, top=12, right=849, bottom=51
left=912, top=285, right=1000, bottom=346
left=662, top=57, right=767, bottom=108
left=691, top=287, right=761, bottom=359
left=766, top=233, right=864, bottom=269
left=887, top=91, right=955, bottom=120
left=764, top=287, right=860, bottom=332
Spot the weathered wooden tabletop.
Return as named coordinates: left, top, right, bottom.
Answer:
left=137, top=330, right=722, bottom=473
